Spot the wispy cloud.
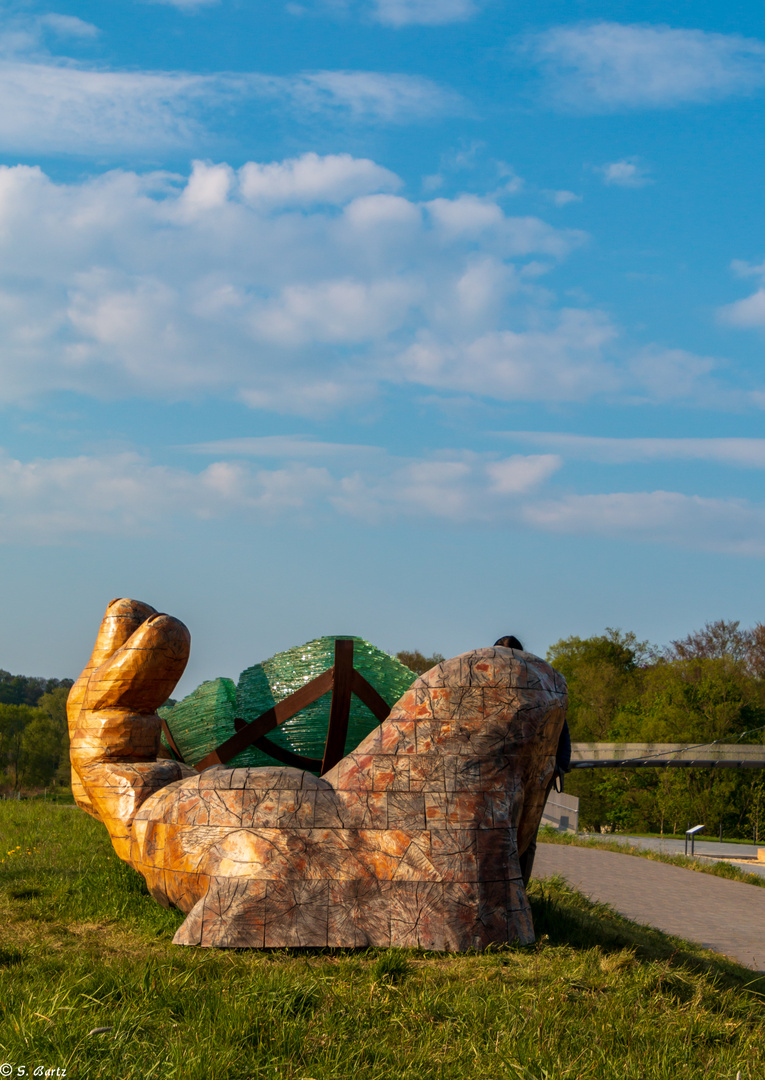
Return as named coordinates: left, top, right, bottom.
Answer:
left=502, top=433, right=765, bottom=468
left=0, top=18, right=460, bottom=155
left=523, top=491, right=765, bottom=557
left=257, top=70, right=464, bottom=121
left=143, top=0, right=220, bottom=8
left=0, top=62, right=235, bottom=152
left=3, top=442, right=764, bottom=557
left=0, top=446, right=560, bottom=541
left=183, top=436, right=383, bottom=458
left=522, top=22, right=765, bottom=111
left=372, top=0, right=480, bottom=27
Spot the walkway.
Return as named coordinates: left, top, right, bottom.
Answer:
left=535, top=843, right=765, bottom=972
left=588, top=835, right=765, bottom=880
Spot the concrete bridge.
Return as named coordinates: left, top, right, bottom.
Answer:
left=571, top=742, right=765, bottom=769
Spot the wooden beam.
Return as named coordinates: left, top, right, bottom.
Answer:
left=253, top=736, right=323, bottom=773
left=350, top=668, right=391, bottom=723
left=321, top=639, right=354, bottom=774
left=160, top=716, right=186, bottom=764
left=195, top=667, right=335, bottom=771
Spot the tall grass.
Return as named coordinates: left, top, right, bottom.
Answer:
left=0, top=803, right=763, bottom=1079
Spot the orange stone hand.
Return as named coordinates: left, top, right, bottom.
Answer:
left=70, top=600, right=568, bottom=951
left=67, top=598, right=194, bottom=860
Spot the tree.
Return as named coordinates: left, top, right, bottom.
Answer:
left=546, top=628, right=656, bottom=741
left=0, top=703, right=42, bottom=790
left=396, top=650, right=445, bottom=676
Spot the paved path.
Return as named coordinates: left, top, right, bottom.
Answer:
left=536, top=844, right=765, bottom=972
left=583, top=834, right=765, bottom=880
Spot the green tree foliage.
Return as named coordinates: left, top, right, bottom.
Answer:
left=0, top=669, right=72, bottom=706
left=396, top=650, right=445, bottom=676
left=547, top=628, right=656, bottom=741
left=548, top=624, right=765, bottom=837
left=0, top=683, right=72, bottom=793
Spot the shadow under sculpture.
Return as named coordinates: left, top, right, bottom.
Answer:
left=68, top=598, right=568, bottom=950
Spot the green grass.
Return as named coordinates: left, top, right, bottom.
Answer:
left=538, top=827, right=765, bottom=888
left=0, top=804, right=764, bottom=1079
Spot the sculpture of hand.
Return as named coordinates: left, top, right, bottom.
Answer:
left=68, top=599, right=567, bottom=950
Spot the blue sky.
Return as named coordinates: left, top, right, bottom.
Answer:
left=1, top=0, right=765, bottom=695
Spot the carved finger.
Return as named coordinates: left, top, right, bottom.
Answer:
left=85, top=613, right=191, bottom=715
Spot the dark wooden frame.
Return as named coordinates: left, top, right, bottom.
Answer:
left=189, top=639, right=392, bottom=774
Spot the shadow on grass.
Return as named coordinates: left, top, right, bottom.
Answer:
left=528, top=873, right=765, bottom=997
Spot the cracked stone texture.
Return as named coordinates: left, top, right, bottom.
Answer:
left=70, top=600, right=567, bottom=950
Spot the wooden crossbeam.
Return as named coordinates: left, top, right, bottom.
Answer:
left=321, top=639, right=354, bottom=774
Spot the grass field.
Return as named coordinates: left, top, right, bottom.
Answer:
left=0, top=802, right=763, bottom=1080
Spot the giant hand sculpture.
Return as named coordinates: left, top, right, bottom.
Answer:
left=68, top=599, right=567, bottom=949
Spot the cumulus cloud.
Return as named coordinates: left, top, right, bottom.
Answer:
left=0, top=156, right=745, bottom=416
left=0, top=158, right=600, bottom=413
left=239, top=153, right=401, bottom=206
left=598, top=159, right=652, bottom=187
left=522, top=22, right=765, bottom=111
left=720, top=289, right=765, bottom=327
left=396, top=309, right=619, bottom=402
left=372, top=0, right=479, bottom=27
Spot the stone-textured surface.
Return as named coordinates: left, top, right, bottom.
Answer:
left=69, top=600, right=568, bottom=949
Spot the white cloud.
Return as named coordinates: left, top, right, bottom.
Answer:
left=0, top=158, right=745, bottom=417
left=397, top=309, right=618, bottom=401
left=0, top=33, right=458, bottom=155
left=144, top=0, right=220, bottom=7
left=0, top=62, right=232, bottom=152
left=0, top=449, right=333, bottom=541
left=598, top=158, right=652, bottom=187
left=183, top=435, right=382, bottom=458
left=239, top=152, right=401, bottom=206
left=0, top=159, right=599, bottom=413
left=372, top=0, right=479, bottom=27
left=252, top=276, right=419, bottom=345
left=546, top=190, right=582, bottom=206
left=38, top=14, right=99, bottom=38
left=716, top=258, right=765, bottom=329
left=3, top=440, right=764, bottom=556
left=262, top=70, right=463, bottom=121
left=523, top=491, right=765, bottom=556
left=719, top=288, right=765, bottom=328
left=523, top=22, right=765, bottom=111
left=0, top=445, right=560, bottom=541
left=628, top=348, right=721, bottom=403
left=503, top=433, right=765, bottom=468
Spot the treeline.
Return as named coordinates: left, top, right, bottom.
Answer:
left=3, top=626, right=765, bottom=840
left=0, top=670, right=73, bottom=793
left=549, top=621, right=765, bottom=840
